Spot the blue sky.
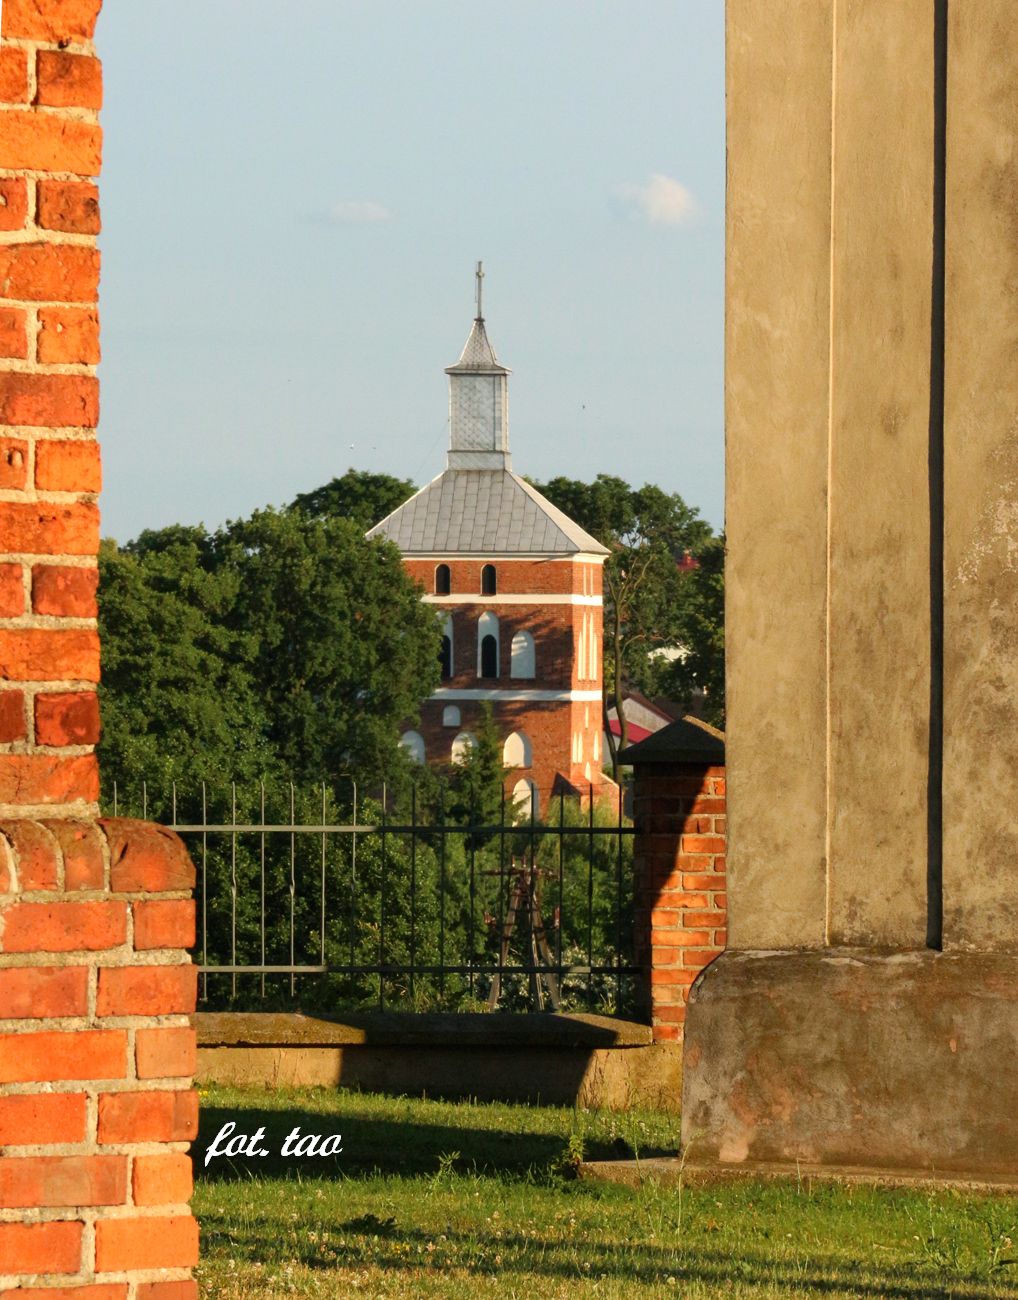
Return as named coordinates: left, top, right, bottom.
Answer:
left=96, top=1, right=724, bottom=542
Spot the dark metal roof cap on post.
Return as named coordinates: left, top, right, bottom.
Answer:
left=617, top=715, right=725, bottom=766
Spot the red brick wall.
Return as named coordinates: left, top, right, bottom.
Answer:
left=403, top=556, right=603, bottom=598
left=402, top=556, right=608, bottom=805
left=0, top=818, right=199, bottom=1296
left=0, top=0, right=104, bottom=816
left=0, top=6, right=201, bottom=1292
left=632, top=761, right=727, bottom=1042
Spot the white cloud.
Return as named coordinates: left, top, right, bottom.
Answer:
left=325, top=200, right=392, bottom=225
left=616, top=174, right=697, bottom=226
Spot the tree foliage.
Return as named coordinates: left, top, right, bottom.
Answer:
left=98, top=491, right=442, bottom=802
left=288, top=468, right=416, bottom=529
left=533, top=474, right=723, bottom=767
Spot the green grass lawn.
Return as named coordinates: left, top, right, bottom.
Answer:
left=194, top=1083, right=1018, bottom=1298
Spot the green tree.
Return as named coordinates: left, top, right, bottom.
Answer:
left=214, top=507, right=442, bottom=783
left=97, top=533, right=275, bottom=805
left=288, top=468, right=416, bottom=529
left=98, top=500, right=443, bottom=801
left=534, top=475, right=717, bottom=774
left=641, top=533, right=725, bottom=730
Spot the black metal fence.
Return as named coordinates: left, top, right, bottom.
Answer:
left=110, top=779, right=639, bottom=1017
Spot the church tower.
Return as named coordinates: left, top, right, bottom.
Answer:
left=367, top=266, right=613, bottom=814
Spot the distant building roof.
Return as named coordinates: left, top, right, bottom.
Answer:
left=367, top=265, right=609, bottom=558
left=367, top=468, right=609, bottom=556
left=617, top=715, right=725, bottom=766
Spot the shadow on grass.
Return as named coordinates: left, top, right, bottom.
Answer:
left=195, top=1100, right=653, bottom=1182
left=196, top=1206, right=1014, bottom=1299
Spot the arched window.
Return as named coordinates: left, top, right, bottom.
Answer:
left=510, top=630, right=535, bottom=679
left=451, top=731, right=476, bottom=764
left=503, top=731, right=532, bottom=768
left=512, top=778, right=538, bottom=822
left=399, top=731, right=425, bottom=764
left=481, top=564, right=497, bottom=596
left=477, top=611, right=499, bottom=678
left=435, top=563, right=451, bottom=595
left=442, top=705, right=461, bottom=728
left=439, top=614, right=453, bottom=680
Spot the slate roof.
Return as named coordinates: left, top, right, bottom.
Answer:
left=617, top=715, right=725, bottom=766
left=366, top=468, right=610, bottom=556
left=444, top=318, right=509, bottom=374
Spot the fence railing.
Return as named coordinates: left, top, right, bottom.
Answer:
left=109, top=779, right=638, bottom=1017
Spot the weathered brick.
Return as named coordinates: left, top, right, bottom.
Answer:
left=35, top=690, right=100, bottom=746
left=0, top=46, right=29, bottom=104
left=0, top=819, right=59, bottom=888
left=0, top=243, right=99, bottom=304
left=136, top=1026, right=197, bottom=1080
left=0, top=373, right=99, bottom=427
left=10, top=1286, right=128, bottom=1300
left=650, top=929, right=711, bottom=947
left=97, top=1090, right=198, bottom=1144
left=2, top=900, right=127, bottom=951
left=36, top=179, right=100, bottom=234
left=35, top=437, right=101, bottom=491
left=132, top=1152, right=193, bottom=1206
left=0, top=306, right=28, bottom=358
left=37, top=307, right=101, bottom=364
left=0, top=108, right=101, bottom=175
left=680, top=834, right=726, bottom=854
left=3, top=0, right=102, bottom=42
left=134, top=899, right=196, bottom=950
left=0, top=437, right=28, bottom=488
left=683, top=910, right=727, bottom=928
left=36, top=51, right=103, bottom=110
left=0, top=1029, right=126, bottom=1083
left=136, top=1285, right=198, bottom=1300
left=0, top=1220, right=82, bottom=1274
left=0, top=1092, right=87, bottom=1145
left=0, top=753, right=98, bottom=805
left=0, top=176, right=29, bottom=231
left=104, top=819, right=196, bottom=893
left=0, top=1153, right=126, bottom=1208
left=95, top=1214, right=199, bottom=1272
left=681, top=873, right=727, bottom=891
left=97, top=963, right=197, bottom=1016
left=41, top=816, right=105, bottom=889
left=682, top=948, right=719, bottom=968
left=32, top=563, right=99, bottom=617
left=0, top=965, right=88, bottom=1017
left=0, top=690, right=26, bottom=741
left=0, top=628, right=100, bottom=679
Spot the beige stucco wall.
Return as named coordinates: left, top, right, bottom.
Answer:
left=726, top=0, right=936, bottom=950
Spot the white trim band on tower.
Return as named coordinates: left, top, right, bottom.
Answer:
left=428, top=688, right=603, bottom=702
left=422, top=594, right=602, bottom=607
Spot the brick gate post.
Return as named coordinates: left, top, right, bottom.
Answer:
left=622, top=718, right=726, bottom=1044
left=0, top=4, right=199, bottom=1294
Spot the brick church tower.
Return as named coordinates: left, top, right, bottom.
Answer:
left=367, top=266, right=613, bottom=815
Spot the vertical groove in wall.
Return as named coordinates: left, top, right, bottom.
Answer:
left=824, top=0, right=839, bottom=947
left=927, top=0, right=948, bottom=950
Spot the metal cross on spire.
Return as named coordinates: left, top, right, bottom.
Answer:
left=475, top=260, right=484, bottom=320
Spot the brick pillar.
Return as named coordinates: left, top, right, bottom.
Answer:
left=0, top=820, right=199, bottom=1294
left=0, top=4, right=200, bottom=1292
left=0, top=0, right=104, bottom=817
left=625, top=719, right=726, bottom=1043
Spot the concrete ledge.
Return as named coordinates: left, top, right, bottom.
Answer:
left=682, top=949, right=1018, bottom=1175
left=578, top=1157, right=1018, bottom=1195
left=195, top=1011, right=678, bottom=1110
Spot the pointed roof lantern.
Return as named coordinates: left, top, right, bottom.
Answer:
left=445, top=262, right=511, bottom=470
left=366, top=263, right=609, bottom=558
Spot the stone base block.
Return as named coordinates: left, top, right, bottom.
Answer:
left=682, top=950, right=1018, bottom=1176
